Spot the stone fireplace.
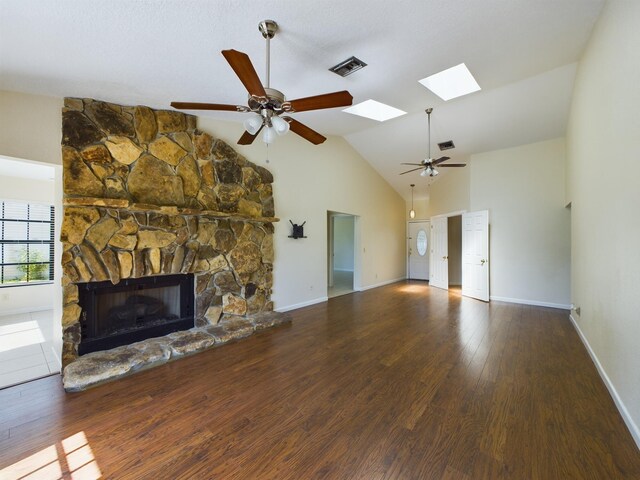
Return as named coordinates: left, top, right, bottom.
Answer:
left=60, top=98, right=289, bottom=390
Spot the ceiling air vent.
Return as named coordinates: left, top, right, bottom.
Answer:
left=438, top=140, right=455, bottom=151
left=329, top=56, right=367, bottom=77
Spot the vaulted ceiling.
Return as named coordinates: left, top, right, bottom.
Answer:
left=0, top=0, right=604, bottom=201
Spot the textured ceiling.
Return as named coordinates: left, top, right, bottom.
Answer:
left=0, top=0, right=604, bottom=200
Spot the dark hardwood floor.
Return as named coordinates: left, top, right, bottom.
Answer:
left=1, top=281, right=639, bottom=479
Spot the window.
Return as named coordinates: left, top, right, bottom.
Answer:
left=0, top=200, right=54, bottom=286
left=416, top=229, right=428, bottom=256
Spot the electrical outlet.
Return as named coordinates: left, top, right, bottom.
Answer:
left=575, top=307, right=581, bottom=316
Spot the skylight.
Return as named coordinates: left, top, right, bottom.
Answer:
left=419, top=63, right=481, bottom=101
left=343, top=100, right=407, bottom=122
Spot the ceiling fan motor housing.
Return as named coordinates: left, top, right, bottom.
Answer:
left=248, top=87, right=290, bottom=112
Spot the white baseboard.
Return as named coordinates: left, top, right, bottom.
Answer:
left=275, top=296, right=328, bottom=313
left=569, top=314, right=640, bottom=450
left=356, top=277, right=406, bottom=292
left=0, top=305, right=53, bottom=317
left=490, top=296, right=570, bottom=310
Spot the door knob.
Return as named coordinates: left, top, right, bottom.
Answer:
left=443, top=256, right=448, bottom=260
left=480, top=259, right=486, bottom=265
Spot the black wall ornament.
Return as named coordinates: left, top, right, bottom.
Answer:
left=288, top=220, right=307, bottom=239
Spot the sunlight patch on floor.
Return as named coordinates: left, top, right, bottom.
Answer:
left=398, top=284, right=427, bottom=294
left=0, top=431, right=102, bottom=480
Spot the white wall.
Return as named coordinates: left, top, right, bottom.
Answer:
left=0, top=91, right=63, bottom=165
left=566, top=0, right=640, bottom=446
left=0, top=90, right=406, bottom=315
left=0, top=175, right=55, bottom=203
left=427, top=167, right=470, bottom=218
left=0, top=175, right=56, bottom=315
left=333, top=216, right=355, bottom=271
left=423, top=138, right=570, bottom=308
left=470, top=138, right=570, bottom=307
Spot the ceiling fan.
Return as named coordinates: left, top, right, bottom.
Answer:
left=400, top=108, right=466, bottom=177
left=171, top=20, right=353, bottom=146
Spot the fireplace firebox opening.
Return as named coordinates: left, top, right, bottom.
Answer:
left=77, top=274, right=194, bottom=355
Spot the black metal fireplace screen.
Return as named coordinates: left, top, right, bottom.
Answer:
left=77, top=274, right=194, bottom=355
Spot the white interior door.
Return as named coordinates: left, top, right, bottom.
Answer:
left=462, top=210, right=490, bottom=301
left=408, top=221, right=429, bottom=280
left=430, top=216, right=449, bottom=290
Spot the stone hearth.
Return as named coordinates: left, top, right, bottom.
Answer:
left=60, top=98, right=285, bottom=390
left=63, top=312, right=291, bottom=391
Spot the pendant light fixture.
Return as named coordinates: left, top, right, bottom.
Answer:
left=409, top=184, right=416, bottom=219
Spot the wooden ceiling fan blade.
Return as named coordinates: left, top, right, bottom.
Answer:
left=289, top=91, right=353, bottom=112
left=221, top=49, right=267, bottom=98
left=439, top=164, right=466, bottom=167
left=287, top=118, right=326, bottom=144
left=171, top=102, right=241, bottom=111
left=400, top=167, right=424, bottom=175
left=431, top=156, right=451, bottom=165
left=238, top=125, right=263, bottom=145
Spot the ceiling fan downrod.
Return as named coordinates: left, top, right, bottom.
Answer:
left=259, top=20, right=278, bottom=89
left=426, top=107, right=433, bottom=161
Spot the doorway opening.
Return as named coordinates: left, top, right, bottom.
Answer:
left=430, top=210, right=489, bottom=301
left=0, top=155, right=62, bottom=388
left=447, top=215, right=462, bottom=288
left=327, top=212, right=357, bottom=298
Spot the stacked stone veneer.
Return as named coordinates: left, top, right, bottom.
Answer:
left=60, top=98, right=279, bottom=369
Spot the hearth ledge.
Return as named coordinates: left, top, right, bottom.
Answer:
left=62, top=311, right=291, bottom=392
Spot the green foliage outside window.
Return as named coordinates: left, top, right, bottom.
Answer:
left=17, top=248, right=50, bottom=282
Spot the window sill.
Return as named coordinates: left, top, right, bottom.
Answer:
left=0, top=281, right=54, bottom=289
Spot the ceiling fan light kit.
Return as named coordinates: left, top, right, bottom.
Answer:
left=244, top=113, right=263, bottom=135
left=271, top=115, right=290, bottom=135
left=420, top=166, right=438, bottom=177
left=171, top=19, right=353, bottom=146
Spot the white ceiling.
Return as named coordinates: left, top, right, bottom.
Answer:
left=0, top=0, right=604, bottom=201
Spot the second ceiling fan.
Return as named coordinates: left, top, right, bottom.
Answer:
left=171, top=20, right=353, bottom=146
left=400, top=108, right=466, bottom=177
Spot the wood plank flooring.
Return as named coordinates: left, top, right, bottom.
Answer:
left=1, top=281, right=639, bottom=479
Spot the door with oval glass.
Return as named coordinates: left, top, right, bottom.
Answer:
left=408, top=221, right=430, bottom=280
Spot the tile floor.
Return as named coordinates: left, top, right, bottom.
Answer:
left=0, top=310, right=59, bottom=389
left=328, top=270, right=354, bottom=298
